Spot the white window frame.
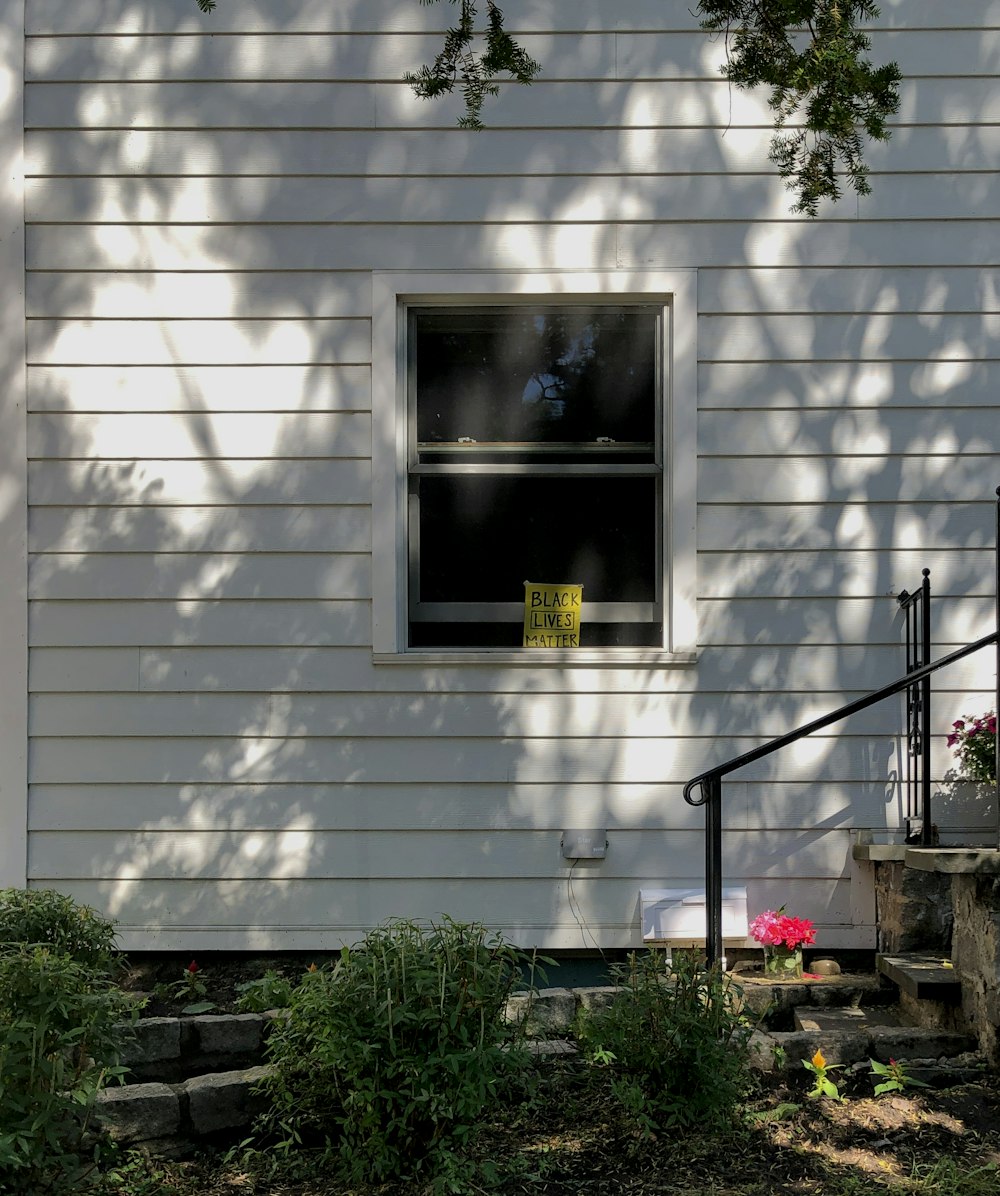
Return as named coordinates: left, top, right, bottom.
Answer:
left=372, top=270, right=697, bottom=664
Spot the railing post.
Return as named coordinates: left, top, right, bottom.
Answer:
left=995, top=487, right=999, bottom=850
left=920, top=568, right=933, bottom=845
left=704, top=775, right=723, bottom=968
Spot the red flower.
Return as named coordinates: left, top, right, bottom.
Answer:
left=187, top=959, right=199, bottom=974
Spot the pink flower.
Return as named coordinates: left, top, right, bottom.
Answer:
left=749, top=908, right=815, bottom=949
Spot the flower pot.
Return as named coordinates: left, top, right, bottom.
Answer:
left=762, top=944, right=804, bottom=979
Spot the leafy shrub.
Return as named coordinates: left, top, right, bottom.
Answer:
left=0, top=888, right=118, bottom=971
left=0, top=945, right=133, bottom=1194
left=256, top=917, right=531, bottom=1189
left=234, top=969, right=294, bottom=1013
left=576, top=951, right=752, bottom=1134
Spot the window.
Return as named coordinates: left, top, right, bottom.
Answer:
left=372, top=272, right=696, bottom=663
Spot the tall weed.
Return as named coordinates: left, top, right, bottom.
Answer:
left=256, top=917, right=533, bottom=1189
left=577, top=951, right=752, bottom=1133
left=0, top=889, right=129, bottom=1194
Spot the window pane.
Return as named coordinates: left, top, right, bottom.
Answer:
left=414, top=476, right=658, bottom=604
left=414, top=307, right=657, bottom=451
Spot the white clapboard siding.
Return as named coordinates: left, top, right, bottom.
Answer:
left=24, top=0, right=718, bottom=37
left=40, top=874, right=858, bottom=952
left=27, top=828, right=853, bottom=882
left=29, top=126, right=1000, bottom=178
left=24, top=173, right=832, bottom=225
left=29, top=507, right=371, bottom=554
left=699, top=315, right=1000, bottom=364
left=29, top=458, right=371, bottom=506
left=26, top=733, right=910, bottom=788
left=25, top=0, right=996, bottom=35
left=26, top=77, right=995, bottom=132
left=24, top=778, right=912, bottom=835
left=26, top=274, right=373, bottom=321
left=698, top=456, right=1000, bottom=507
left=27, top=365, right=372, bottom=413
left=26, top=267, right=1000, bottom=322
left=26, top=320, right=371, bottom=367
left=701, top=361, right=1000, bottom=410
left=26, top=690, right=912, bottom=741
left=29, top=172, right=1000, bottom=225
left=698, top=503, right=995, bottom=554
left=28, top=600, right=371, bottom=648
left=28, top=644, right=995, bottom=702
left=18, top=0, right=1000, bottom=952
left=27, top=412, right=371, bottom=460
left=27, top=222, right=1000, bottom=273
left=33, top=29, right=993, bottom=86
left=27, top=552, right=370, bottom=601
left=24, top=33, right=626, bottom=84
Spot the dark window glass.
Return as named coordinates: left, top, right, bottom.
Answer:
left=407, top=304, right=662, bottom=650
left=415, top=307, right=656, bottom=455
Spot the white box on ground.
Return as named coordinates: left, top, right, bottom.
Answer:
left=640, top=887, right=749, bottom=944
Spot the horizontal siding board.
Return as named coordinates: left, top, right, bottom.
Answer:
left=25, top=173, right=826, bottom=225
left=701, top=361, right=1000, bottom=409
left=700, top=315, right=1000, bottom=364
left=27, top=733, right=907, bottom=786
left=26, top=78, right=995, bottom=132
left=27, top=222, right=1000, bottom=273
left=375, top=78, right=996, bottom=130
left=27, top=412, right=371, bottom=460
left=698, top=456, right=1000, bottom=506
left=26, top=268, right=1000, bottom=322
left=39, top=875, right=855, bottom=952
left=699, top=550, right=995, bottom=600
left=26, top=0, right=995, bottom=35
left=24, top=779, right=910, bottom=834
left=27, top=552, right=370, bottom=601
left=698, top=502, right=995, bottom=554
left=699, top=408, right=1000, bottom=454
left=26, top=828, right=852, bottom=881
left=28, top=600, right=371, bottom=648
left=29, top=507, right=371, bottom=554
left=26, top=691, right=911, bottom=741
left=26, top=274, right=372, bottom=321
left=26, top=32, right=622, bottom=84
left=29, top=126, right=1000, bottom=177
left=25, top=1, right=726, bottom=36
left=27, top=365, right=372, bottom=413
left=28, top=458, right=371, bottom=506
left=130, top=644, right=997, bottom=696
left=33, top=29, right=987, bottom=86
left=30, top=647, right=139, bottom=692
left=26, top=320, right=371, bottom=367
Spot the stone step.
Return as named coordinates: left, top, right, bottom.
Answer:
left=791, top=1004, right=975, bottom=1061
left=876, top=952, right=963, bottom=1001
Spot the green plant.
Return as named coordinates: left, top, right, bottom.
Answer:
left=0, top=888, right=118, bottom=971
left=802, top=1047, right=844, bottom=1100
left=234, top=970, right=294, bottom=1013
left=254, top=917, right=533, bottom=1189
left=575, top=951, right=753, bottom=1133
left=0, top=945, right=133, bottom=1194
left=154, top=960, right=217, bottom=1015
left=868, top=1056, right=931, bottom=1096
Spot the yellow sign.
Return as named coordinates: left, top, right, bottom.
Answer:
left=523, top=582, right=583, bottom=648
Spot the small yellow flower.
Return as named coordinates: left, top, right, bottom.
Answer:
left=812, top=1048, right=826, bottom=1069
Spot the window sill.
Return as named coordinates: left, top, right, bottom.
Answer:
left=372, top=649, right=698, bottom=667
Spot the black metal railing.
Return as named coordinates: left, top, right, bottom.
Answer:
left=683, top=488, right=1000, bottom=968
left=897, top=568, right=933, bottom=845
